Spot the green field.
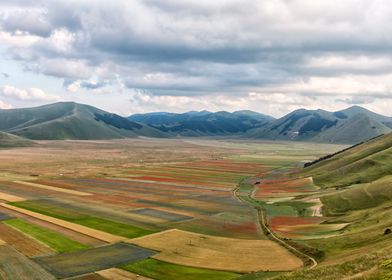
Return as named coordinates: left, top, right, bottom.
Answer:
left=236, top=271, right=281, bottom=280
left=9, top=201, right=156, bottom=239
left=4, top=218, right=89, bottom=253
left=120, top=259, right=240, bottom=280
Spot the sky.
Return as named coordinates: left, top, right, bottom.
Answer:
left=1, top=0, right=392, bottom=117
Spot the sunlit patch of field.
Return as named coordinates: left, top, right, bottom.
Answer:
left=131, top=229, right=303, bottom=273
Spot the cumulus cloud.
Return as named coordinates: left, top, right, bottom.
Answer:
left=1, top=0, right=392, bottom=115
left=0, top=99, right=12, bottom=109
left=0, top=85, right=62, bottom=102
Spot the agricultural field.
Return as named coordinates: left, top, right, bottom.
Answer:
left=4, top=218, right=89, bottom=253
left=0, top=222, right=54, bottom=257
left=0, top=139, right=346, bottom=279
left=0, top=244, right=55, bottom=280
left=130, top=229, right=303, bottom=272
left=34, top=243, right=156, bottom=278
left=121, top=259, right=240, bottom=280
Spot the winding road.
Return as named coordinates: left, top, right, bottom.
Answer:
left=233, top=177, right=318, bottom=270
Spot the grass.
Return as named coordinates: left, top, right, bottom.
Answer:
left=303, top=133, right=392, bottom=188
left=321, top=175, right=392, bottom=215
left=305, top=202, right=392, bottom=257
left=9, top=201, right=156, bottom=239
left=4, top=218, right=89, bottom=253
left=236, top=271, right=281, bottom=280
left=273, top=247, right=392, bottom=280
left=272, top=201, right=315, bottom=217
left=120, top=258, right=240, bottom=280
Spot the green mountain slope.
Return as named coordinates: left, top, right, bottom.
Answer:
left=280, top=132, right=392, bottom=280
left=0, top=131, right=33, bottom=147
left=304, top=132, right=392, bottom=188
left=0, top=102, right=166, bottom=140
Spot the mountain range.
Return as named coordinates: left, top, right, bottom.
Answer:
left=129, top=105, right=392, bottom=143
left=246, top=106, right=392, bottom=143
left=128, top=110, right=273, bottom=137
left=0, top=102, right=391, bottom=144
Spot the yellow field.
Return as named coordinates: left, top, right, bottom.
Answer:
left=131, top=229, right=303, bottom=273
left=97, top=268, right=152, bottom=280
left=0, top=191, right=25, bottom=202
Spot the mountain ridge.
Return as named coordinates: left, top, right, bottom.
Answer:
left=128, top=110, right=274, bottom=137
left=245, top=106, right=392, bottom=143
left=1, top=103, right=391, bottom=143
left=0, top=102, right=166, bottom=140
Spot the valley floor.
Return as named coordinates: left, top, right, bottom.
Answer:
left=1, top=139, right=388, bottom=280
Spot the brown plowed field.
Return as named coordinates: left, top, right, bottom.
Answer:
left=0, top=223, right=53, bottom=257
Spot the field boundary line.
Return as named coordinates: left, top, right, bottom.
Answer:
left=129, top=228, right=178, bottom=242
left=0, top=203, right=127, bottom=243
left=0, top=191, right=26, bottom=202
left=13, top=181, right=92, bottom=196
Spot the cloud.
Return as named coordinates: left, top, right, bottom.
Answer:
left=0, top=8, right=52, bottom=37
left=1, top=1, right=392, bottom=115
left=0, top=85, right=62, bottom=101
left=0, top=99, right=12, bottom=109
left=1, top=72, right=9, bottom=78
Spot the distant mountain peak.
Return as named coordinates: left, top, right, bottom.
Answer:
left=247, top=105, right=392, bottom=144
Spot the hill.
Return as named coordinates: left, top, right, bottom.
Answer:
left=303, top=132, right=392, bottom=188
left=247, top=106, right=392, bottom=144
left=279, top=132, right=392, bottom=279
left=0, top=102, right=166, bottom=140
left=0, top=132, right=33, bottom=147
left=128, top=110, right=274, bottom=136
